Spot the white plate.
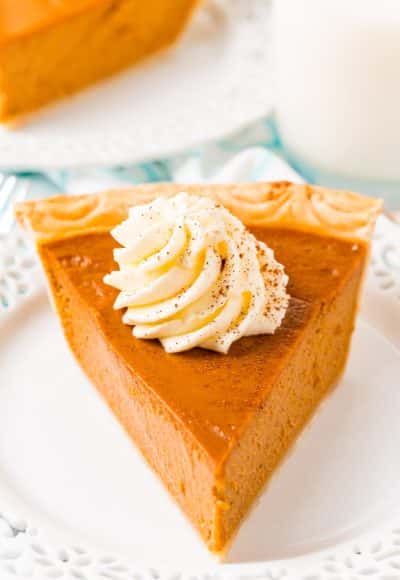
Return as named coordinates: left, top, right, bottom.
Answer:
left=0, top=216, right=399, bottom=580
left=0, top=0, right=273, bottom=171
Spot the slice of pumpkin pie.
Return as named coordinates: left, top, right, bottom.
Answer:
left=16, top=182, right=381, bottom=554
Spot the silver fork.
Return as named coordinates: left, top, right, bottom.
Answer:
left=0, top=175, right=30, bottom=235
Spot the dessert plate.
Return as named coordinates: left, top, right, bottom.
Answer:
left=0, top=215, right=399, bottom=580
left=0, top=0, right=273, bottom=171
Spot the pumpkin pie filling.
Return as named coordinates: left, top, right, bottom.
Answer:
left=0, top=0, right=199, bottom=121
left=16, top=182, right=381, bottom=554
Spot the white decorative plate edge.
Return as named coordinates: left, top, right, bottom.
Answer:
left=0, top=216, right=399, bottom=580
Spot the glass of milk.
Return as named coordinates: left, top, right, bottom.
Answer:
left=274, top=0, right=400, bottom=206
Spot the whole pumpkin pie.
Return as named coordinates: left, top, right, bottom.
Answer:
left=16, top=182, right=381, bottom=554
left=0, top=0, right=198, bottom=121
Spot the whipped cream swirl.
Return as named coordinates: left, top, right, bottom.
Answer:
left=104, top=192, right=289, bottom=354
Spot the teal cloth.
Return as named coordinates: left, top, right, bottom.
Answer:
left=13, top=117, right=399, bottom=209
left=15, top=118, right=284, bottom=197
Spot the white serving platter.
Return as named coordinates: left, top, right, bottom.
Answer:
left=0, top=215, right=399, bottom=580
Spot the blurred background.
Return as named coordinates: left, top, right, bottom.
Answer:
left=0, top=0, right=399, bottom=218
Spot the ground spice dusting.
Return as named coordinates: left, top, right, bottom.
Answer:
left=105, top=192, right=289, bottom=353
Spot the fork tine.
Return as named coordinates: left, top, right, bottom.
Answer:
left=0, top=176, right=18, bottom=214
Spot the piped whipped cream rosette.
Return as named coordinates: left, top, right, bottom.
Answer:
left=104, top=192, right=290, bottom=354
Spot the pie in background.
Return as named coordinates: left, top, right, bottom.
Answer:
left=0, top=0, right=199, bottom=121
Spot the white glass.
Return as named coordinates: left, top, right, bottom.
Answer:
left=274, top=0, right=400, bottom=203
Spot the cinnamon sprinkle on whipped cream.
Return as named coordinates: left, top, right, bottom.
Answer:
left=104, top=192, right=290, bottom=354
